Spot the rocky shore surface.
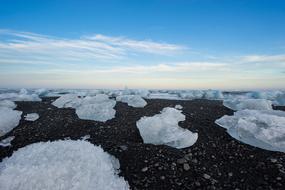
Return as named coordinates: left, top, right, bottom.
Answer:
left=0, top=97, right=284, bottom=190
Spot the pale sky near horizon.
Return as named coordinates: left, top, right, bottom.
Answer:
left=0, top=0, right=285, bottom=90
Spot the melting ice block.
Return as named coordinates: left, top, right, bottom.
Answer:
left=76, top=94, right=116, bottom=122
left=179, top=90, right=223, bottom=100
left=0, top=107, right=22, bottom=136
left=136, top=107, right=198, bottom=149
left=204, top=90, right=224, bottom=99
left=0, top=100, right=17, bottom=109
left=52, top=94, right=81, bottom=108
left=246, top=91, right=283, bottom=101
left=275, top=93, right=285, bottom=106
left=34, top=88, right=48, bottom=96
left=122, top=88, right=150, bottom=97
left=223, top=98, right=272, bottom=111
left=0, top=88, right=41, bottom=102
left=52, top=94, right=116, bottom=122
left=179, top=90, right=204, bottom=99
left=0, top=140, right=129, bottom=190
left=215, top=109, right=285, bottom=152
left=116, top=95, right=147, bottom=108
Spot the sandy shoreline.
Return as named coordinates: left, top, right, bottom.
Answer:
left=0, top=97, right=284, bottom=189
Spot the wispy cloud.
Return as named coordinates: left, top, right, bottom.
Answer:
left=84, top=62, right=229, bottom=74
left=0, top=29, right=284, bottom=89
left=240, top=54, right=285, bottom=63
left=0, top=29, right=185, bottom=65
left=86, top=34, right=185, bottom=54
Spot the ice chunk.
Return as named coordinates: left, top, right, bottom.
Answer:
left=52, top=94, right=81, bottom=108
left=147, top=93, right=181, bottom=100
left=18, top=93, right=41, bottom=101
left=76, top=95, right=116, bottom=122
left=107, top=90, right=122, bottom=97
left=19, top=88, right=28, bottom=95
left=215, top=110, right=285, bottom=152
left=247, top=91, right=283, bottom=100
left=204, top=90, right=224, bottom=99
left=122, top=87, right=150, bottom=98
left=179, top=90, right=223, bottom=100
left=0, top=140, right=129, bottom=190
left=80, top=135, right=91, bottom=141
left=0, top=136, right=15, bottom=147
left=80, top=94, right=110, bottom=104
left=275, top=93, right=285, bottom=106
left=223, top=98, right=272, bottom=111
left=0, top=88, right=41, bottom=102
left=52, top=94, right=116, bottom=122
left=24, top=113, right=39, bottom=121
left=34, top=88, right=48, bottom=96
left=0, top=107, right=22, bottom=136
left=179, top=90, right=204, bottom=99
left=136, top=107, right=198, bottom=149
left=175, top=105, right=183, bottom=110
left=136, top=89, right=150, bottom=98
left=116, top=95, right=147, bottom=108
left=76, top=104, right=116, bottom=122
left=0, top=100, right=16, bottom=109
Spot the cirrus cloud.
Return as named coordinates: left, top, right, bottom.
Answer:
left=240, top=54, right=285, bottom=63
left=0, top=29, right=185, bottom=65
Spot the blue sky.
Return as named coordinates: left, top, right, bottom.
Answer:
left=0, top=0, right=285, bottom=89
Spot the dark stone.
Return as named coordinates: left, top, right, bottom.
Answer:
left=0, top=97, right=284, bottom=189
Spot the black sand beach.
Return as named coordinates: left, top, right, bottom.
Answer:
left=0, top=97, right=284, bottom=190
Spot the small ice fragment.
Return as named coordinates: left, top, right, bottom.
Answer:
left=81, top=135, right=91, bottom=141
left=24, top=113, right=39, bottom=121
left=0, top=136, right=15, bottom=147
left=119, top=145, right=128, bottom=151
left=175, top=105, right=183, bottom=110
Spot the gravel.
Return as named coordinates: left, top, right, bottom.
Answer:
left=0, top=97, right=284, bottom=189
